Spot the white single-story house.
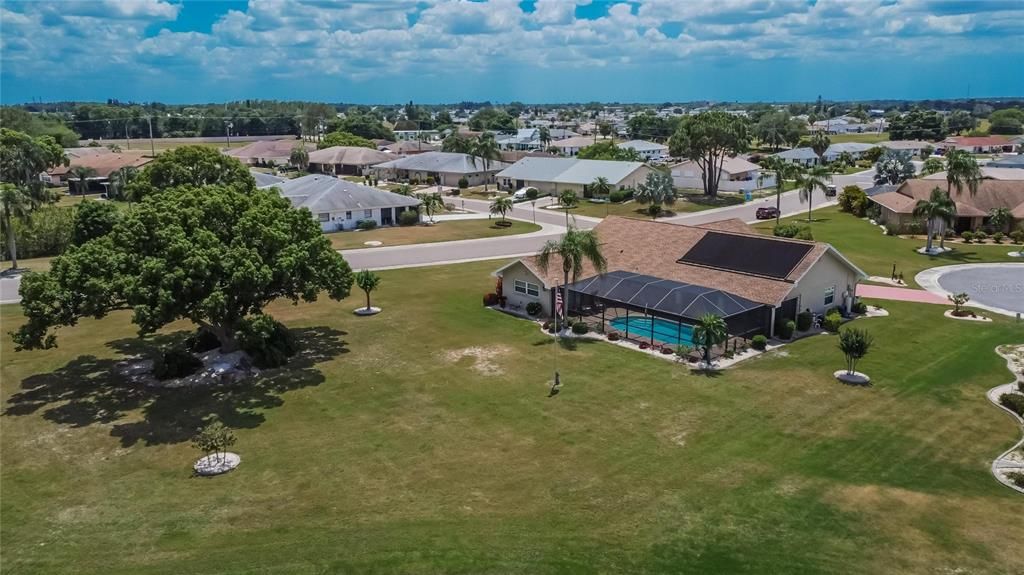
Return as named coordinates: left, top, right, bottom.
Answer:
left=262, top=174, right=420, bottom=231
left=493, top=217, right=865, bottom=337
left=879, top=140, right=932, bottom=157
left=495, top=157, right=652, bottom=195
left=370, top=151, right=511, bottom=187
left=670, top=155, right=772, bottom=192
left=393, top=130, right=440, bottom=142
left=496, top=128, right=579, bottom=151
left=308, top=146, right=395, bottom=176
left=822, top=142, right=876, bottom=162
left=550, top=136, right=604, bottom=157
left=772, top=147, right=820, bottom=166
left=937, top=136, right=1016, bottom=154
left=617, top=139, right=669, bottom=161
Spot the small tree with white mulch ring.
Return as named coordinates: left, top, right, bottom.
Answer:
left=836, top=327, right=873, bottom=384
left=192, top=422, right=239, bottom=476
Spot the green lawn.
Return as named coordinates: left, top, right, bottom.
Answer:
left=2, top=259, right=1023, bottom=574
left=828, top=132, right=890, bottom=144
left=569, top=193, right=749, bottom=219
left=753, top=206, right=1020, bottom=287
left=2, top=256, right=55, bottom=273
left=327, top=219, right=540, bottom=250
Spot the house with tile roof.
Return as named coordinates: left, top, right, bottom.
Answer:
left=937, top=135, right=1016, bottom=154
left=307, top=146, right=395, bottom=176
left=370, top=151, right=511, bottom=187
left=495, top=157, right=651, bottom=195
left=264, top=174, right=420, bottom=231
left=493, top=216, right=865, bottom=339
left=48, top=151, right=152, bottom=192
left=223, top=138, right=308, bottom=166
left=869, top=179, right=1024, bottom=233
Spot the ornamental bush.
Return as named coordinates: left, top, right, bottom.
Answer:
left=356, top=219, right=378, bottom=230
left=237, top=313, right=297, bottom=368
left=776, top=319, right=795, bottom=340
left=458, top=177, right=469, bottom=189
left=992, top=232, right=1005, bottom=244
left=525, top=188, right=539, bottom=200
left=571, top=322, right=589, bottom=335
left=526, top=301, right=542, bottom=316
left=1010, top=230, right=1024, bottom=244
left=609, top=190, right=626, bottom=203
left=974, top=230, right=988, bottom=243
left=153, top=346, right=203, bottom=380
left=751, top=335, right=768, bottom=350
left=1000, top=393, right=1024, bottom=417
left=1007, top=471, right=1024, bottom=489
left=961, top=231, right=974, bottom=243
left=483, top=293, right=499, bottom=306
left=796, top=311, right=813, bottom=331
left=852, top=301, right=868, bottom=314
left=185, top=328, right=221, bottom=353
left=398, top=210, right=420, bottom=226
left=607, top=331, right=620, bottom=341
left=822, top=311, right=843, bottom=332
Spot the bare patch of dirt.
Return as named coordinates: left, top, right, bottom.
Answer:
left=444, top=346, right=510, bottom=376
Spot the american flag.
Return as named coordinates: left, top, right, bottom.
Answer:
left=555, top=288, right=563, bottom=317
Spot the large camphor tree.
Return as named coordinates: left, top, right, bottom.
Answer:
left=668, top=111, right=750, bottom=198
left=13, top=148, right=353, bottom=353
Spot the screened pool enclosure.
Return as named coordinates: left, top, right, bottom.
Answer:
left=564, top=270, right=772, bottom=355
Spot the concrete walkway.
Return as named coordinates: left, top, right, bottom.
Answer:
left=989, top=345, right=1024, bottom=494
left=856, top=284, right=947, bottom=304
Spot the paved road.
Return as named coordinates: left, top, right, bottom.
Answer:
left=0, top=169, right=877, bottom=303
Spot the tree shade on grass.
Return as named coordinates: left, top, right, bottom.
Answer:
left=1, top=262, right=1023, bottom=573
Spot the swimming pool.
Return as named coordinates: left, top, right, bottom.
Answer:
left=608, top=316, right=695, bottom=347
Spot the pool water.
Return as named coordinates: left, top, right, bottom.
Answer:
left=608, top=316, right=695, bottom=347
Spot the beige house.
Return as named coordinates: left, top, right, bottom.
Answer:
left=495, top=157, right=652, bottom=195
left=870, top=179, right=1024, bottom=233
left=223, top=139, right=307, bottom=166
left=670, top=155, right=771, bottom=192
left=307, top=146, right=394, bottom=176
left=370, top=151, right=511, bottom=187
left=493, top=216, right=865, bottom=338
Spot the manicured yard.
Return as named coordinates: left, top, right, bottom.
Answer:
left=2, top=256, right=55, bottom=273
left=327, top=219, right=540, bottom=250
left=754, top=206, right=1020, bottom=287
left=2, top=259, right=1022, bottom=574
left=569, top=193, right=750, bottom=219
left=828, top=132, right=890, bottom=144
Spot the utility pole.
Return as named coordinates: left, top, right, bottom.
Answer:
left=226, top=121, right=233, bottom=148
left=147, top=116, right=155, bottom=157
left=125, top=121, right=131, bottom=150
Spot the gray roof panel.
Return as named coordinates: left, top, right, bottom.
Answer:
left=270, top=174, right=420, bottom=213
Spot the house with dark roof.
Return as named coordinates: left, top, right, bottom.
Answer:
left=370, top=151, right=511, bottom=187
left=869, top=179, right=1024, bottom=233
left=493, top=216, right=865, bottom=340
left=263, top=174, right=420, bottom=231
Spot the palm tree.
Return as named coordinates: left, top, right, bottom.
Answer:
left=988, top=207, right=1012, bottom=233
left=421, top=193, right=444, bottom=223
left=836, top=151, right=854, bottom=169
left=470, top=133, right=501, bottom=192
left=289, top=145, right=309, bottom=170
left=108, top=166, right=139, bottom=204
left=589, top=176, right=611, bottom=198
left=810, top=131, right=830, bottom=166
left=758, top=156, right=798, bottom=226
left=394, top=184, right=413, bottom=196
left=795, top=165, right=830, bottom=222
left=692, top=313, right=728, bottom=367
left=68, top=166, right=97, bottom=195
left=634, top=170, right=675, bottom=220
left=537, top=227, right=607, bottom=330
left=538, top=126, right=551, bottom=149
left=945, top=149, right=981, bottom=197
left=442, top=132, right=472, bottom=154
left=1, top=184, right=31, bottom=269
left=558, top=189, right=578, bottom=226
left=489, top=196, right=513, bottom=224
left=354, top=269, right=382, bottom=312
left=912, top=187, right=957, bottom=253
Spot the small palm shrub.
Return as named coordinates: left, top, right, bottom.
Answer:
left=1000, top=393, right=1024, bottom=417
left=526, top=302, right=542, bottom=316
left=751, top=335, right=768, bottom=350
left=153, top=346, right=203, bottom=380
left=796, top=311, right=813, bottom=331
left=571, top=322, right=589, bottom=335
left=822, top=311, right=843, bottom=332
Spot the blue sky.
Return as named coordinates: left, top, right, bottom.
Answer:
left=2, top=0, right=1022, bottom=105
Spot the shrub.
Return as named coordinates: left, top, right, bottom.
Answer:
left=444, top=202, right=455, bottom=211
left=185, top=328, right=221, bottom=353
left=660, top=346, right=674, bottom=355
left=356, top=219, right=378, bottom=230
left=773, top=222, right=802, bottom=238
left=398, top=210, right=420, bottom=226
left=71, top=200, right=120, bottom=246
left=571, top=322, right=588, bottom=335
left=795, top=227, right=814, bottom=241
left=776, top=320, right=796, bottom=340
left=961, top=230, right=974, bottom=243
left=483, top=293, right=499, bottom=306
left=1007, top=471, right=1024, bottom=489
left=751, top=335, right=768, bottom=351
left=676, top=344, right=693, bottom=358
left=153, top=346, right=203, bottom=380
left=609, top=190, right=626, bottom=203
left=525, top=188, right=539, bottom=200
left=0, top=205, right=74, bottom=260
left=425, top=176, right=435, bottom=186
left=237, top=314, right=297, bottom=368
left=1000, top=393, right=1024, bottom=417
left=1010, top=230, right=1024, bottom=244
left=410, top=178, right=419, bottom=185
left=838, top=186, right=868, bottom=217
left=974, top=230, right=988, bottom=243
left=905, top=220, right=926, bottom=235
left=607, top=331, right=620, bottom=341
left=852, top=301, right=868, bottom=314
left=822, top=311, right=843, bottom=332
left=796, top=311, right=813, bottom=331
left=992, top=232, right=1005, bottom=244
left=883, top=223, right=900, bottom=236
left=583, top=186, right=593, bottom=199
left=526, top=301, right=542, bottom=316
left=458, top=177, right=469, bottom=189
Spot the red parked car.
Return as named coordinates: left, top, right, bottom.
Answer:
left=755, top=206, right=780, bottom=220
